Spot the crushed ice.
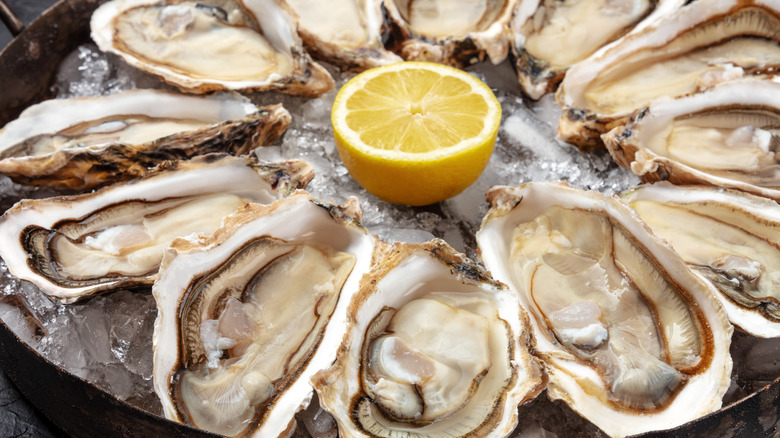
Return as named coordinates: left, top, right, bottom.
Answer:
left=0, top=43, right=773, bottom=437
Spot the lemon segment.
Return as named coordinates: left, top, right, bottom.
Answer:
left=332, top=62, right=501, bottom=206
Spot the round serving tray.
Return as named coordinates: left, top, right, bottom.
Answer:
left=0, top=0, right=778, bottom=436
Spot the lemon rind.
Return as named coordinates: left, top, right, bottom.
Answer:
left=332, top=62, right=501, bottom=162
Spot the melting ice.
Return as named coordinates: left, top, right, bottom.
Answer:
left=0, top=44, right=771, bottom=438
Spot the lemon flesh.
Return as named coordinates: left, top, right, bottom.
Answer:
left=332, top=62, right=501, bottom=206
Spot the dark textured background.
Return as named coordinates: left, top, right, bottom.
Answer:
left=0, top=0, right=58, bottom=49
left=2, top=1, right=72, bottom=436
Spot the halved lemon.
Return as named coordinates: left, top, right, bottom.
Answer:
left=331, top=62, right=501, bottom=206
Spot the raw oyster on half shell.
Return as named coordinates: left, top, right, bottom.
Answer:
left=0, top=153, right=313, bottom=303
left=383, top=0, right=517, bottom=67
left=282, top=0, right=402, bottom=70
left=476, top=182, right=733, bottom=437
left=152, top=192, right=377, bottom=437
left=313, top=239, right=544, bottom=438
left=0, top=89, right=290, bottom=190
left=557, top=0, right=780, bottom=150
left=91, top=0, right=335, bottom=96
left=622, top=182, right=780, bottom=338
left=603, top=79, right=780, bottom=201
left=510, top=0, right=683, bottom=100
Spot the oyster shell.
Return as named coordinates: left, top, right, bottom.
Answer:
left=0, top=89, right=290, bottom=190
left=602, top=78, right=780, bottom=201
left=383, top=0, right=517, bottom=67
left=91, top=0, right=335, bottom=96
left=152, top=192, right=377, bottom=437
left=476, top=182, right=733, bottom=437
left=0, top=153, right=313, bottom=303
left=557, top=0, right=780, bottom=150
left=510, top=0, right=682, bottom=100
left=621, top=182, right=780, bottom=338
left=313, top=239, right=544, bottom=438
left=282, top=0, right=402, bottom=70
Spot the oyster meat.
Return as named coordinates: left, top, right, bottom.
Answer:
left=476, top=182, right=733, bottom=437
left=282, top=0, right=402, bottom=70
left=152, top=192, right=377, bottom=437
left=313, top=239, right=544, bottom=438
left=557, top=0, right=780, bottom=150
left=511, top=0, right=682, bottom=100
left=622, top=182, right=780, bottom=338
left=603, top=78, right=780, bottom=201
left=0, top=153, right=313, bottom=303
left=383, top=0, right=517, bottom=67
left=0, top=89, right=290, bottom=190
left=91, top=0, right=334, bottom=96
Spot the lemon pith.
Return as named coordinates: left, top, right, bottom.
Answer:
left=332, top=62, right=501, bottom=206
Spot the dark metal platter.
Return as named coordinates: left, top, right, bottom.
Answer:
left=0, top=0, right=778, bottom=437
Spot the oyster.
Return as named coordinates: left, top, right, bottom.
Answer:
left=603, top=79, right=780, bottom=201
left=383, top=0, right=517, bottom=67
left=91, top=0, right=334, bottom=96
left=0, top=89, right=290, bottom=190
left=152, top=192, right=377, bottom=437
left=313, top=239, right=544, bottom=438
left=557, top=0, right=780, bottom=150
left=282, top=0, right=402, bottom=70
left=0, top=153, right=313, bottom=303
left=621, top=182, right=780, bottom=338
left=511, top=0, right=682, bottom=100
left=476, top=182, right=733, bottom=437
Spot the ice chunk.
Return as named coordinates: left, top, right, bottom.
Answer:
left=71, top=302, right=114, bottom=366
left=53, top=44, right=167, bottom=98
left=298, top=395, right=338, bottom=438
